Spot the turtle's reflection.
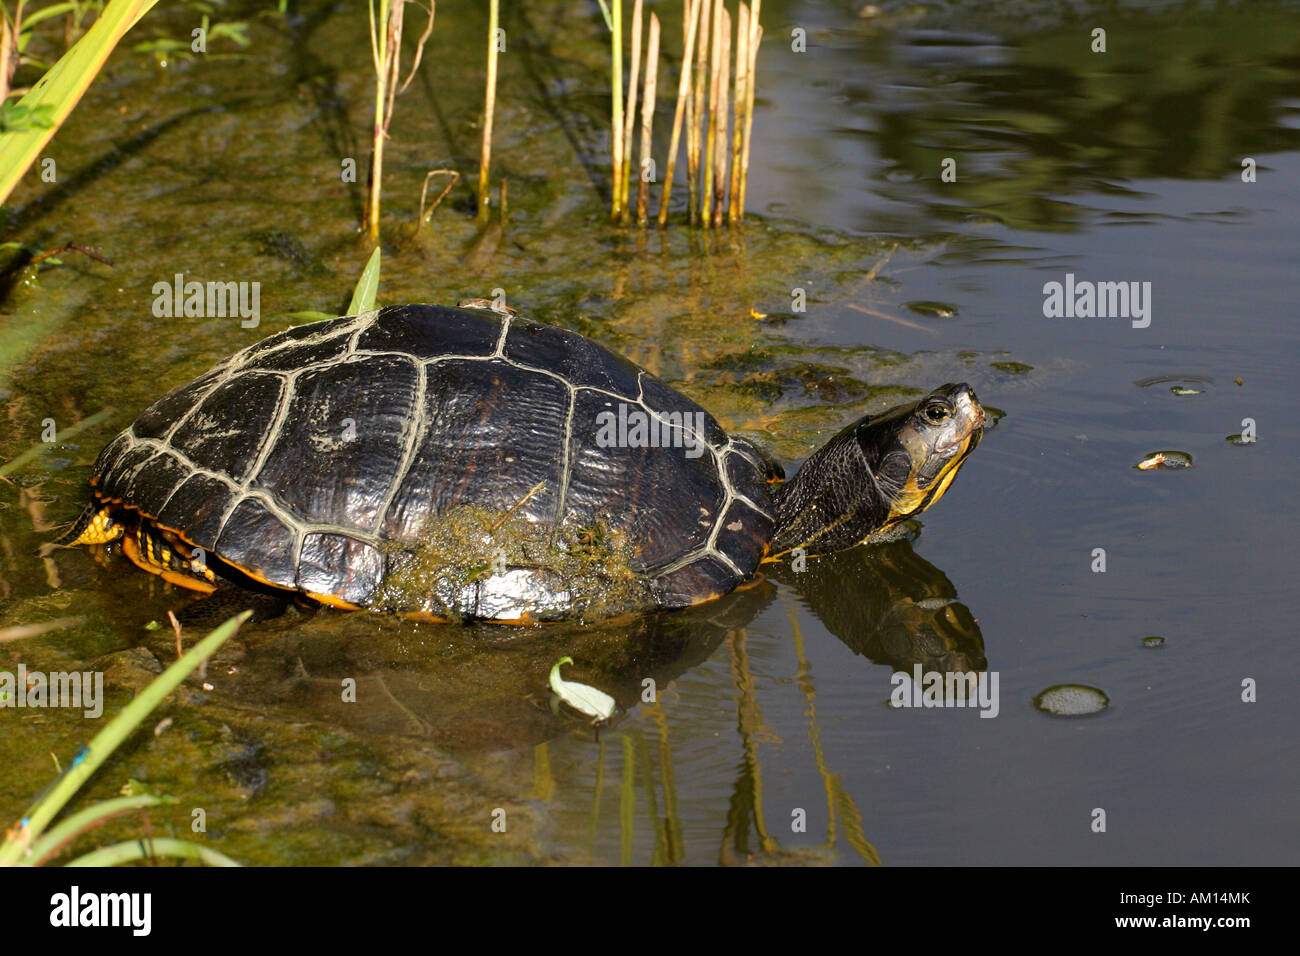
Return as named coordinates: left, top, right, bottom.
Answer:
left=767, top=531, right=986, bottom=675
left=211, top=585, right=760, bottom=750
left=180, top=530, right=981, bottom=749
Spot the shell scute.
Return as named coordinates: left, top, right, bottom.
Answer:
left=254, top=354, right=419, bottom=532
left=356, top=304, right=501, bottom=359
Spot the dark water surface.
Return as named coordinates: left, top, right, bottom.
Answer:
left=1, top=1, right=1296, bottom=864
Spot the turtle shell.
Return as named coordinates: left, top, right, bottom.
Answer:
left=89, top=305, right=775, bottom=621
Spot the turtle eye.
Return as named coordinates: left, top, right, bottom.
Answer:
left=922, top=403, right=950, bottom=424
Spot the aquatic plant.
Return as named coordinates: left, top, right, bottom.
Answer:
left=347, top=245, right=382, bottom=315
left=0, top=612, right=250, bottom=867
left=599, top=0, right=762, bottom=228
left=363, top=0, right=434, bottom=242
left=0, top=0, right=159, bottom=207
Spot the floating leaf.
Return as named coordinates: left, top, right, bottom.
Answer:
left=1135, top=450, right=1192, bottom=470
left=905, top=300, right=959, bottom=319
left=549, top=656, right=615, bottom=723
left=1033, top=684, right=1109, bottom=716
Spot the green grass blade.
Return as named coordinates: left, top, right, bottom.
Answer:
left=0, top=407, right=115, bottom=479
left=64, top=837, right=241, bottom=867
left=595, top=0, right=613, bottom=31
left=346, top=246, right=381, bottom=315
left=0, top=0, right=161, bottom=207
left=23, top=794, right=176, bottom=867
left=0, top=611, right=251, bottom=866
left=19, top=4, right=86, bottom=33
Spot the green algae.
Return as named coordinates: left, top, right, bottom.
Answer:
left=373, top=503, right=651, bottom=623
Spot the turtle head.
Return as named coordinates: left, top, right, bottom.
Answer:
left=770, top=384, right=984, bottom=557
left=862, top=382, right=984, bottom=526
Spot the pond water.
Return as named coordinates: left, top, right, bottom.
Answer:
left=1, top=0, right=1296, bottom=865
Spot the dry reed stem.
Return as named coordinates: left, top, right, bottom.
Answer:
left=415, top=168, right=460, bottom=236
left=365, top=0, right=400, bottom=241
left=619, top=0, right=643, bottom=222
left=728, top=3, right=749, bottom=224
left=610, top=0, right=624, bottom=219
left=637, top=13, right=660, bottom=225
left=657, top=0, right=702, bottom=227
left=739, top=2, right=761, bottom=215
left=688, top=0, right=711, bottom=225
left=711, top=7, right=730, bottom=227
left=701, top=0, right=723, bottom=225
left=398, top=0, right=436, bottom=94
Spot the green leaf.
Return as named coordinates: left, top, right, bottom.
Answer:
left=0, top=0, right=161, bottom=208
left=24, top=794, right=176, bottom=867
left=132, top=38, right=190, bottom=54
left=64, top=837, right=241, bottom=867
left=0, top=611, right=251, bottom=867
left=207, top=21, right=250, bottom=47
left=18, top=4, right=86, bottom=35
left=549, top=656, right=616, bottom=723
left=347, top=246, right=381, bottom=315
left=0, top=103, right=56, bottom=134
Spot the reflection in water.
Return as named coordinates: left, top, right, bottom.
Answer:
left=771, top=531, right=986, bottom=675
left=137, top=527, right=981, bottom=864
left=210, top=529, right=983, bottom=750
left=244, top=527, right=980, bottom=864
left=719, top=619, right=882, bottom=866
left=217, top=585, right=770, bottom=751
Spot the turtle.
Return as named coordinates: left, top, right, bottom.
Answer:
left=60, top=304, right=984, bottom=623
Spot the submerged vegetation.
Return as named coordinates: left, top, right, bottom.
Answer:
left=0, top=0, right=768, bottom=277
left=0, top=0, right=254, bottom=207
